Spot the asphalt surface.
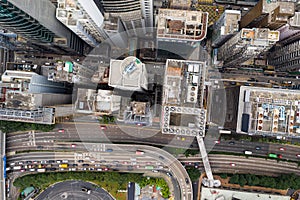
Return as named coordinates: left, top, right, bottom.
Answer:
left=6, top=142, right=190, bottom=200
left=35, top=180, right=114, bottom=200
left=0, top=131, right=5, bottom=200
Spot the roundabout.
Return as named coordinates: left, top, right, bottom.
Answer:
left=35, top=180, right=115, bottom=200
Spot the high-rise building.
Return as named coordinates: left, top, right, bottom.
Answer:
left=210, top=86, right=300, bottom=137
left=268, top=13, right=300, bottom=73
left=108, top=56, right=148, bottom=91
left=96, top=0, right=153, bottom=36
left=212, top=10, right=241, bottom=48
left=240, top=0, right=296, bottom=30
left=156, top=9, right=208, bottom=59
left=75, top=88, right=121, bottom=115
left=56, top=0, right=108, bottom=47
left=161, top=59, right=207, bottom=137
left=0, top=0, right=89, bottom=55
left=0, top=70, right=72, bottom=124
left=157, top=9, right=208, bottom=43
left=217, top=28, right=279, bottom=67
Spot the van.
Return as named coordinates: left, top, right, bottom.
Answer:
left=244, top=150, right=252, bottom=155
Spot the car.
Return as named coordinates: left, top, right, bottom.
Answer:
left=78, top=160, right=84, bottom=163
left=41, top=160, right=47, bottom=164
left=123, top=161, right=128, bottom=165
left=103, top=167, right=109, bottom=171
left=89, top=168, right=95, bottom=171
left=26, top=161, right=32, bottom=164
left=56, top=160, right=62, bottom=164
left=49, top=160, right=55, bottom=164
left=58, top=129, right=65, bottom=133
left=82, top=164, right=89, bottom=167
left=29, top=168, right=35, bottom=172
left=82, top=187, right=91, bottom=194
left=71, top=144, right=76, bottom=148
left=166, top=172, right=173, bottom=177
left=279, top=147, right=285, bottom=151
left=278, top=154, right=283, bottom=159
left=185, top=178, right=190, bottom=184
left=62, top=160, right=69, bottom=163
left=159, top=156, right=165, bottom=160
left=152, top=170, right=159, bottom=173
left=97, top=168, right=103, bottom=171
left=230, top=163, right=236, bottom=167
left=244, top=83, right=252, bottom=86
left=230, top=81, right=237, bottom=85
left=255, top=146, right=261, bottom=150
left=90, top=160, right=95, bottom=163
left=20, top=169, right=26, bottom=172
left=296, top=154, right=300, bottom=158
left=100, top=125, right=107, bottom=130
left=229, top=141, right=235, bottom=145
left=215, top=140, right=220, bottom=144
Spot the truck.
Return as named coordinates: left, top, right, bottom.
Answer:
left=37, top=168, right=46, bottom=172
left=13, top=166, right=22, bottom=170
left=59, top=164, right=68, bottom=168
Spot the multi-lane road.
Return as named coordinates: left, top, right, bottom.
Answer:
left=6, top=143, right=192, bottom=200
left=5, top=123, right=300, bottom=200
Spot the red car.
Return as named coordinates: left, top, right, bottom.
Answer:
left=100, top=125, right=107, bottom=130
left=215, top=140, right=220, bottom=144
left=278, top=154, right=283, bottom=159
left=296, top=154, right=300, bottom=158
left=279, top=147, right=285, bottom=151
left=71, top=144, right=76, bottom=148
left=58, top=129, right=65, bottom=133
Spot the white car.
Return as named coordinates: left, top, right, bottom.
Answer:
left=29, top=168, right=35, bottom=172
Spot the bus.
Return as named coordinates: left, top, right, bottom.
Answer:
left=268, top=153, right=278, bottom=158
left=145, top=165, right=154, bottom=170
left=59, top=164, right=68, bottom=168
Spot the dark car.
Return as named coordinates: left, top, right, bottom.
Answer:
left=72, top=164, right=78, bottom=167
left=185, top=178, right=190, bottom=184
left=229, top=141, right=235, bottom=145
left=82, top=164, right=89, bottom=167
left=78, top=160, right=84, bottom=163
left=159, top=156, right=165, bottom=160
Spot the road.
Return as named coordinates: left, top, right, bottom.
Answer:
left=0, top=131, right=6, bottom=200
left=6, top=143, right=192, bottom=200
left=35, top=180, right=115, bottom=200
left=179, top=154, right=300, bottom=176
left=6, top=126, right=300, bottom=162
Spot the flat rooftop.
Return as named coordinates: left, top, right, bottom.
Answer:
left=237, top=86, right=300, bottom=137
left=157, top=9, right=208, bottom=41
left=201, top=187, right=290, bottom=200
left=161, top=59, right=206, bottom=136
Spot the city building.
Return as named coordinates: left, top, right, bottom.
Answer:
left=0, top=70, right=72, bottom=124
left=268, top=13, right=300, bottom=73
left=56, top=0, right=108, bottom=47
left=75, top=88, right=121, bottom=115
left=0, top=0, right=89, bottom=55
left=156, top=9, right=208, bottom=59
left=212, top=10, right=241, bottom=48
left=48, top=61, right=95, bottom=87
left=157, top=9, right=208, bottom=43
left=108, top=56, right=148, bottom=91
left=201, top=187, right=290, bottom=200
left=217, top=28, right=280, bottom=67
left=161, top=59, right=207, bottom=137
left=210, top=86, right=300, bottom=137
left=95, top=0, right=153, bottom=36
left=240, top=0, right=296, bottom=30
left=123, top=101, right=152, bottom=126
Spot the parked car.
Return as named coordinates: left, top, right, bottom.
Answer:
left=58, top=129, right=65, bottom=133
